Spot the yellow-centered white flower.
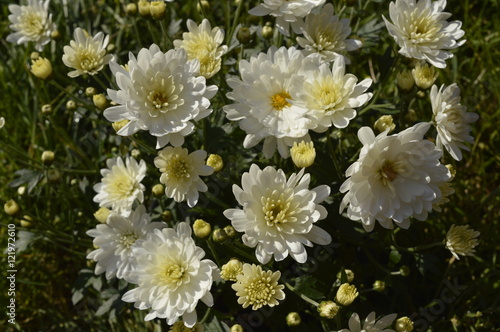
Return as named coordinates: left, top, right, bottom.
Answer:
left=62, top=28, right=114, bottom=78
left=6, top=0, right=56, bottom=51
left=338, top=311, right=398, bottom=332
left=445, top=224, right=480, bottom=260
left=430, top=83, right=479, bottom=161
left=105, top=45, right=217, bottom=149
left=224, top=164, right=331, bottom=264
left=297, top=3, right=361, bottom=63
left=383, top=0, right=465, bottom=68
left=122, top=222, right=219, bottom=328
left=93, top=156, right=146, bottom=217
left=173, top=19, right=228, bottom=79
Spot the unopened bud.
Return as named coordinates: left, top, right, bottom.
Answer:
left=373, top=280, right=385, bottom=292
left=4, top=199, right=20, bottom=216
left=85, top=87, right=97, bottom=97
left=161, top=210, right=172, bottom=223
left=20, top=215, right=32, bottom=228
left=94, top=207, right=111, bottom=223
left=31, top=57, right=52, bottom=80
left=138, top=0, right=151, bottom=17
left=150, top=0, right=166, bottom=20
left=337, top=269, right=355, bottom=283
left=197, top=0, right=209, bottom=12
left=286, top=312, right=301, bottom=326
left=224, top=225, right=237, bottom=239
left=193, top=219, right=212, bottom=239
left=151, top=184, right=164, bottom=197
left=93, top=93, right=108, bottom=110
left=318, top=301, right=339, bottom=319
left=41, top=150, right=55, bottom=165
left=374, top=115, right=396, bottom=133
left=30, top=52, right=40, bottom=60
left=230, top=324, right=244, bottom=332
left=237, top=27, right=253, bottom=44
left=47, top=169, right=60, bottom=183
left=51, top=30, right=61, bottom=40
left=397, top=69, right=414, bottom=91
left=206, top=154, right=223, bottom=172
left=400, top=265, right=410, bottom=277
left=336, top=283, right=358, bottom=306
left=125, top=3, right=137, bottom=15
left=66, top=100, right=77, bottom=110
left=212, top=228, right=228, bottom=243
left=17, top=186, right=26, bottom=196
left=131, top=149, right=141, bottom=159
left=262, top=23, right=273, bottom=39
left=41, top=104, right=52, bottom=115
left=395, top=316, right=414, bottom=332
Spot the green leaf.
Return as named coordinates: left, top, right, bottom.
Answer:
left=293, top=275, right=325, bottom=300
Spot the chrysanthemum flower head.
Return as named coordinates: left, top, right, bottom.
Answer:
left=231, top=263, right=285, bottom=310
left=104, top=44, right=217, bottom=149
left=154, top=146, right=214, bottom=207
left=93, top=155, right=146, bottom=217
left=339, top=311, right=397, bottom=332
left=336, top=283, right=358, bottom=306
left=220, top=258, right=244, bottom=282
left=86, top=205, right=164, bottom=280
left=30, top=56, right=52, bottom=80
left=290, top=140, right=316, bottom=168
left=224, top=164, right=331, bottom=264
left=6, top=0, right=56, bottom=51
left=173, top=19, right=228, bottom=79
left=383, top=0, right=465, bottom=68
left=62, top=28, right=114, bottom=78
left=340, top=123, right=451, bottom=231
left=430, top=83, right=479, bottom=161
left=445, top=224, right=480, bottom=259
left=297, top=3, right=361, bottom=63
left=249, top=0, right=326, bottom=36
left=122, top=222, right=219, bottom=328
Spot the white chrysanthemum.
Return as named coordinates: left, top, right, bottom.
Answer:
left=224, top=46, right=321, bottom=158
left=445, top=224, right=480, bottom=260
left=122, top=222, right=219, bottom=328
left=296, top=3, right=361, bottom=63
left=430, top=83, right=479, bottom=161
left=224, top=164, right=331, bottom=264
left=293, top=56, right=372, bottom=132
left=338, top=312, right=397, bottom=332
left=231, top=264, right=285, bottom=310
left=154, top=146, right=214, bottom=207
left=249, top=0, right=325, bottom=36
left=173, top=19, right=228, bottom=79
left=383, top=0, right=465, bottom=68
left=62, top=28, right=114, bottom=78
left=93, top=156, right=146, bottom=217
left=104, top=44, right=217, bottom=149
left=6, top=0, right=56, bottom=51
left=340, top=123, right=451, bottom=231
left=86, top=205, right=164, bottom=280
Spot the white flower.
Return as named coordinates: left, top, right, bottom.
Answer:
left=86, top=205, right=164, bottom=280
left=93, top=156, right=146, bottom=217
left=338, top=311, right=397, bottom=332
left=445, top=224, right=480, bottom=260
left=173, top=19, right=228, bottom=79
left=340, top=123, right=451, bottom=231
left=224, top=46, right=321, bottom=158
left=224, top=164, right=331, bottom=264
left=296, top=3, right=361, bottom=63
left=293, top=56, right=372, bottom=132
left=104, top=44, right=217, bottom=149
left=231, top=263, right=285, bottom=310
left=383, top=0, right=465, bottom=68
left=62, top=28, right=114, bottom=78
left=154, top=146, right=213, bottom=207
left=122, top=222, right=219, bottom=328
left=0, top=117, right=4, bottom=129
left=430, top=83, right=479, bottom=161
left=249, top=0, right=325, bottom=36
left=6, top=0, right=56, bottom=51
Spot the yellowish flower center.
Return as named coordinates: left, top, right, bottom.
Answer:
left=19, top=11, right=44, bottom=37
left=120, top=231, right=138, bottom=248
left=270, top=91, right=291, bottom=111
left=308, top=78, right=343, bottom=112
left=74, top=49, right=101, bottom=72
left=378, top=160, right=400, bottom=185
left=408, top=10, right=440, bottom=42
left=262, top=189, right=296, bottom=227
left=159, top=261, right=187, bottom=286
left=107, top=171, right=136, bottom=200
left=245, top=277, right=276, bottom=307
left=145, top=75, right=178, bottom=112
left=314, top=25, right=339, bottom=50
left=165, top=154, right=192, bottom=180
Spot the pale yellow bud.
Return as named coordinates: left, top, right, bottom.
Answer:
left=47, top=169, right=60, bottom=183
left=41, top=150, right=55, bottom=165
left=212, top=228, right=228, bottom=243
left=85, top=87, right=97, bottom=97
left=286, top=312, right=301, bottom=326
left=404, top=109, right=417, bottom=122
left=150, top=0, right=166, bottom=20
left=41, top=104, right=52, bottom=115
left=206, top=154, right=223, bottom=172
left=262, top=23, right=273, bottom=39
left=93, top=94, right=108, bottom=110
left=395, top=316, right=414, bottom=332
left=66, top=100, right=77, bottom=110
left=224, top=225, right=237, bottom=239
left=51, top=30, right=61, bottom=40
left=230, top=324, right=244, bottom=332
left=290, top=141, right=316, bottom=168
left=94, top=207, right=111, bottom=223
left=30, top=52, right=40, bottom=60
left=317, top=301, right=339, bottom=319
left=151, top=184, right=164, bottom=197
left=112, top=119, right=130, bottom=132
left=125, top=3, right=137, bottom=15
left=397, top=69, right=414, bottom=91
left=336, top=283, right=358, bottom=306
left=373, top=280, right=385, bottom=292
left=161, top=210, right=172, bottom=223
left=196, top=0, right=209, bottom=12
left=20, top=215, right=33, bottom=228
left=131, top=149, right=141, bottom=159
left=374, top=115, right=396, bottom=133
left=237, top=27, right=253, bottom=44
left=31, top=57, right=52, bottom=80
left=193, top=219, right=212, bottom=239
left=4, top=199, right=20, bottom=216
left=412, top=62, right=439, bottom=90
left=400, top=265, right=410, bottom=277
left=17, top=186, right=26, bottom=196
left=138, top=0, right=151, bottom=17
left=336, top=269, right=355, bottom=283
left=220, top=258, right=243, bottom=281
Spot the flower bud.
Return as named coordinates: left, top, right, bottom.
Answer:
left=220, top=258, right=243, bottom=281
left=286, top=312, right=301, bottom=326
left=94, top=207, right=111, bottom=223
left=138, top=0, right=151, bottom=17
left=197, top=0, right=209, bottom=12
left=41, top=104, right=52, bottom=115
left=41, top=150, right=55, bottom=165
left=51, top=30, right=61, bottom=40
left=125, top=3, right=137, bottom=15
left=400, top=265, right=410, bottom=277
left=17, top=186, right=26, bottom=196
left=412, top=62, right=439, bottom=90
left=131, top=149, right=141, bottom=159
left=161, top=210, right=172, bottom=223
left=317, top=301, right=339, bottom=319
left=93, top=93, right=108, bottom=110
left=20, top=215, right=32, bottom=227
left=262, top=23, right=273, bottom=39
left=237, top=27, right=253, bottom=44
left=85, top=87, right=97, bottom=97
left=47, top=169, right=60, bottom=183
left=290, top=140, right=316, bottom=168
left=404, top=109, right=417, bottom=122
left=212, top=228, right=228, bottom=243
left=224, top=225, right=237, bottom=239
left=151, top=184, right=164, bottom=197
left=206, top=154, right=224, bottom=172
left=336, top=283, right=358, bottom=306
left=30, top=52, right=40, bottom=60
left=193, top=219, right=212, bottom=239
left=373, top=280, right=385, bottom=292
left=4, top=199, right=20, bottom=216
left=395, top=316, right=414, bottom=332
left=230, top=324, right=244, bottom=332
left=397, top=69, right=414, bottom=91
left=66, top=100, right=77, bottom=110
left=31, top=57, right=52, bottom=80
left=336, top=269, right=355, bottom=283
left=112, top=119, right=130, bottom=132
left=150, top=0, right=166, bottom=20
left=374, top=115, right=396, bottom=134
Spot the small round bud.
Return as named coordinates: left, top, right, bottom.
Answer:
left=399, top=265, right=410, bottom=277
left=112, top=119, right=130, bottom=132
left=50, top=30, right=61, bottom=40
left=373, top=280, right=385, bottom=292
left=66, top=100, right=77, bottom=110
left=374, top=115, right=396, bottom=133
left=206, top=154, right=224, bottom=172
left=85, top=87, right=97, bottom=97
left=31, top=57, right=52, bottom=80
left=317, top=301, right=339, bottom=319
left=336, top=269, right=355, bottom=283
left=397, top=69, right=414, bottom=91
left=197, top=0, right=209, bottom=12
left=94, top=207, right=111, bottom=223
left=4, top=199, right=20, bottom=216
left=412, top=61, right=439, bottom=90
left=41, top=150, right=55, bottom=165
left=237, top=27, right=253, bottom=44
left=30, top=51, right=40, bottom=60
left=262, top=24, right=273, bottom=39
left=106, top=43, right=115, bottom=52
left=336, top=283, right=358, bottom=306
left=20, top=215, right=32, bottom=228
left=125, top=3, right=137, bottom=15
left=212, top=228, right=228, bottom=243
left=230, top=324, right=244, bottom=332
left=224, top=225, right=237, bottom=239
left=41, top=104, right=52, bottom=115
left=150, top=0, right=166, bottom=20
left=47, top=169, right=60, bottom=183
left=404, top=109, right=417, bottom=122
left=395, top=316, right=414, bottom=332
left=286, top=312, right=301, bottom=326
left=17, top=186, right=27, bottom=196
left=138, top=0, right=151, bottom=17
left=161, top=210, right=172, bottom=223
left=193, top=219, right=212, bottom=239
left=290, top=140, right=316, bottom=168
left=131, top=149, right=141, bottom=159
left=93, top=94, right=108, bottom=111
left=151, top=184, right=164, bottom=197
left=220, top=258, right=243, bottom=281
left=70, top=179, right=78, bottom=186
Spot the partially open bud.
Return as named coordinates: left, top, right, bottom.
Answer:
left=85, top=87, right=97, bottom=97
left=290, top=140, right=316, bottom=168
left=317, top=301, right=339, bottom=319
left=412, top=61, right=439, bottom=90
left=336, top=283, right=358, bottom=306
left=93, top=93, right=108, bottom=110
left=138, top=0, right=151, bottom=17
left=286, top=312, right=301, bottom=326
left=41, top=150, right=55, bottom=165
left=150, top=0, right=166, bottom=20
left=206, top=154, right=223, bottom=172
left=220, top=258, right=243, bottom=281
left=112, top=119, right=130, bottom=132
left=193, top=219, right=212, bottom=239
left=4, top=199, right=20, bottom=216
left=397, top=69, right=414, bottom=91
left=374, top=115, right=396, bottom=134
left=31, top=57, right=52, bottom=80
left=395, top=316, right=414, bottom=332
left=94, top=207, right=111, bottom=223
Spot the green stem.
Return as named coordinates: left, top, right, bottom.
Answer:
left=285, top=281, right=320, bottom=307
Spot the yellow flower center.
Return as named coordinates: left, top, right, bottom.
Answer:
left=165, top=155, right=192, bottom=180
left=270, top=91, right=291, bottom=111
left=261, top=189, right=296, bottom=227
left=245, top=278, right=275, bottom=306
left=74, top=49, right=101, bottom=72
left=408, top=10, right=440, bottom=42
left=120, top=232, right=138, bottom=248
left=142, top=74, right=180, bottom=114
left=309, top=78, right=343, bottom=111
left=107, top=171, right=135, bottom=200
left=160, top=261, right=187, bottom=286
left=378, top=160, right=400, bottom=185
left=19, top=12, right=44, bottom=37
left=314, top=26, right=339, bottom=50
